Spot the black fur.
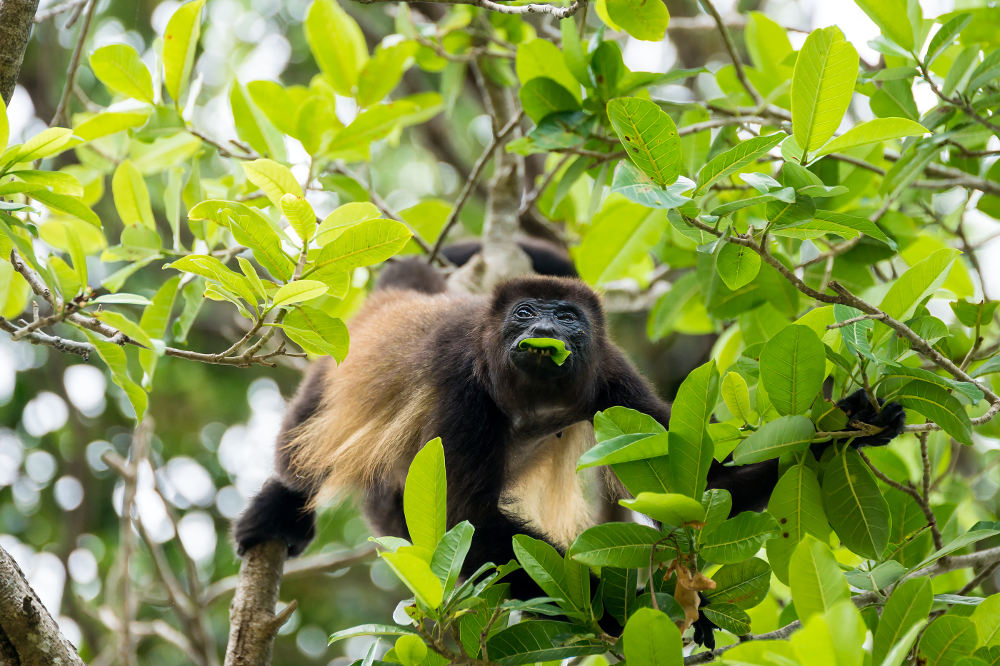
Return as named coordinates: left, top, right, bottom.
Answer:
left=443, top=238, right=577, bottom=278
left=377, top=257, right=447, bottom=294
left=233, top=479, right=315, bottom=556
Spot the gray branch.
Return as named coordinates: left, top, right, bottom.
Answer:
left=0, top=0, right=39, bottom=104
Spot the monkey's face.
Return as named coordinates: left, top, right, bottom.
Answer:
left=502, top=298, right=592, bottom=379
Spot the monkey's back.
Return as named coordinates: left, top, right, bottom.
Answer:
left=284, top=288, right=485, bottom=500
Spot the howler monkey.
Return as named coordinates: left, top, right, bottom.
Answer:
left=234, top=255, right=905, bottom=604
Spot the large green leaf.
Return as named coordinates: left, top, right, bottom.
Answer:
left=357, top=40, right=417, bottom=108
left=879, top=248, right=959, bottom=321
left=573, top=199, right=666, bottom=286
left=429, top=521, right=473, bottom=594
left=518, top=77, right=580, bottom=123
left=788, top=535, right=849, bottom=621
left=606, top=0, right=670, bottom=42
left=623, top=608, right=683, bottom=666
left=705, top=558, right=771, bottom=609
left=381, top=550, right=443, bottom=610
left=721, top=371, right=753, bottom=424
left=896, top=381, right=973, bottom=446
left=304, top=0, right=368, bottom=96
left=918, top=616, right=978, bottom=666
left=403, top=438, right=447, bottom=561
left=486, top=621, right=605, bottom=665
left=695, top=132, right=785, bottom=195
left=241, top=159, right=304, bottom=207
left=716, top=242, right=762, bottom=291
left=162, top=0, right=205, bottom=104
left=271, top=280, right=328, bottom=309
left=111, top=160, right=155, bottom=230
left=667, top=360, right=718, bottom=498
left=88, top=44, right=154, bottom=103
left=815, top=117, right=926, bottom=157
left=567, top=522, right=666, bottom=568
left=620, top=492, right=705, bottom=526
left=281, top=307, right=349, bottom=362
left=765, top=463, right=829, bottom=583
left=230, top=82, right=285, bottom=160
left=872, top=578, right=933, bottom=664
left=700, top=511, right=779, bottom=564
left=971, top=594, right=1000, bottom=647
left=822, top=448, right=890, bottom=559
left=791, top=27, right=859, bottom=153
left=515, top=39, right=581, bottom=103
left=732, top=415, right=815, bottom=465
left=512, top=536, right=585, bottom=615
left=607, top=97, right=682, bottom=187
left=576, top=432, right=669, bottom=470
left=307, top=218, right=411, bottom=278
left=855, top=0, right=918, bottom=51
left=759, top=325, right=826, bottom=416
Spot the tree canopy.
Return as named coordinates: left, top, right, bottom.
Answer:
left=0, top=0, right=999, bottom=664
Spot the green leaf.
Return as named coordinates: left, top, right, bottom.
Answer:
left=788, top=535, right=849, bottom=621
left=85, top=332, right=147, bottom=421
left=316, top=202, right=382, bottom=245
left=517, top=337, right=571, bottom=365
left=164, top=255, right=257, bottom=305
left=705, top=558, right=771, bottom=609
left=486, top=621, right=605, bottom=665
left=606, top=0, right=670, bottom=41
left=279, top=194, right=316, bottom=243
left=518, top=77, right=580, bottom=123
left=815, top=117, right=926, bottom=157
left=130, top=132, right=201, bottom=174
left=765, top=463, right=829, bottom=583
left=270, top=280, right=327, bottom=309
left=620, top=492, right=705, bottom=526
left=791, top=27, right=860, bottom=153
left=834, top=304, right=874, bottom=360
left=577, top=432, right=668, bottom=470
left=759, top=325, right=825, bottom=416
left=230, top=82, right=284, bottom=160
left=308, top=218, right=411, bottom=279
left=702, top=603, right=752, bottom=636
left=855, top=0, right=916, bottom=51
left=430, top=521, right=473, bottom=594
left=910, top=529, right=1000, bottom=573
left=873, top=578, right=934, bottom=664
left=881, top=620, right=929, bottom=666
left=357, top=41, right=417, bottom=108
left=623, top=608, right=683, bottom=666
left=112, top=160, right=155, bottom=230
left=381, top=550, right=443, bottom=610
left=30, top=191, right=100, bottom=227
left=971, top=594, right=1000, bottom=647
left=138, top=276, right=180, bottom=385
left=515, top=39, right=581, bottom=103
left=667, top=360, right=718, bottom=498
left=162, top=0, right=205, bottom=104
left=394, top=634, right=427, bottom=666
left=896, top=381, right=973, bottom=446
left=91, top=293, right=152, bottom=306
left=567, top=522, right=666, bottom=568
left=573, top=200, right=666, bottom=286
left=811, top=210, right=896, bottom=249
left=880, top=248, right=960, bottom=321
left=694, top=132, right=785, bottom=195
left=74, top=110, right=151, bottom=141
left=732, top=415, right=815, bottom=464
left=925, top=14, right=971, bottom=66
left=328, top=624, right=417, bottom=645
left=721, top=371, right=753, bottom=424
left=594, top=405, right=666, bottom=441
left=88, top=44, right=154, bottom=103
left=607, top=97, right=682, bottom=187
left=512, top=535, right=584, bottom=615
left=242, top=159, right=304, bottom=207
left=919, top=616, right=979, bottom=666
left=305, top=0, right=368, bottom=96
left=822, top=448, right=890, bottom=559
left=281, top=306, right=349, bottom=362
left=15, top=128, right=78, bottom=163
left=403, top=438, right=447, bottom=561
left=716, top=242, right=762, bottom=291
left=611, top=162, right=693, bottom=210
left=700, top=511, right=779, bottom=564
left=791, top=600, right=866, bottom=666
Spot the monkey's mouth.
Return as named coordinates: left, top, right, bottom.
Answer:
left=516, top=338, right=571, bottom=366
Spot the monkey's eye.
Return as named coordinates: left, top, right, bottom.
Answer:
left=514, top=305, right=535, bottom=319
left=556, top=311, right=577, bottom=323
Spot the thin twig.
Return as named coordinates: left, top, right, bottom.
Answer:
left=49, top=0, right=97, bottom=126
left=697, top=0, right=762, bottom=106
left=355, top=0, right=587, bottom=18
left=428, top=110, right=525, bottom=263
left=33, top=0, right=88, bottom=22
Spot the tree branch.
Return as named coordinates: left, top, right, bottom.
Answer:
left=223, top=541, right=292, bottom=666
left=354, top=0, right=586, bottom=18
left=0, top=0, right=39, bottom=104
left=49, top=0, right=97, bottom=126
left=0, top=545, right=86, bottom=664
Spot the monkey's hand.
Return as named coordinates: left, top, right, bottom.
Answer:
left=691, top=592, right=718, bottom=650
left=232, top=479, right=316, bottom=557
left=836, top=388, right=906, bottom=447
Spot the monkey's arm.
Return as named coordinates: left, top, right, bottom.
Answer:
left=593, top=347, right=672, bottom=427
left=707, top=388, right=907, bottom=514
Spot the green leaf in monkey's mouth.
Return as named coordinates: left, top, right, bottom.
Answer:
left=518, top=337, right=571, bottom=366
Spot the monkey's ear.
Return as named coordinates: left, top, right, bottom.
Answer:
left=835, top=388, right=906, bottom=448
